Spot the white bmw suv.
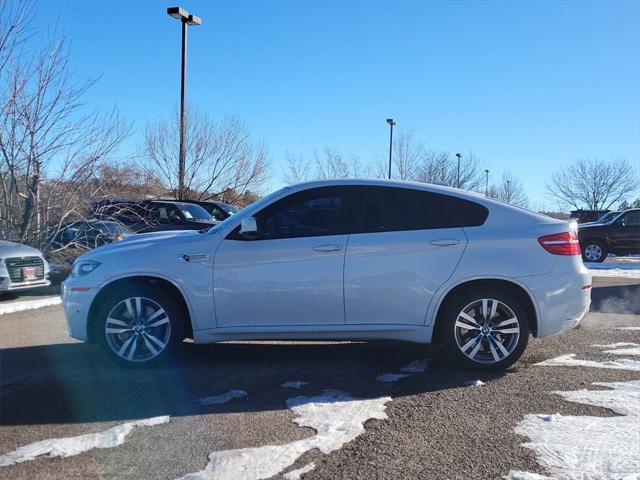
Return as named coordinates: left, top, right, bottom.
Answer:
left=62, top=180, right=591, bottom=370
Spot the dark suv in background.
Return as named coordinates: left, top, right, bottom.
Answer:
left=578, top=209, right=640, bottom=262
left=170, top=199, right=239, bottom=222
left=91, top=200, right=216, bottom=233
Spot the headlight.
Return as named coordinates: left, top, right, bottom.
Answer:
left=71, top=260, right=101, bottom=277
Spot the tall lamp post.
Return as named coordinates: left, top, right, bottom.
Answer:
left=167, top=6, right=201, bottom=200
left=455, top=153, right=462, bottom=188
left=485, top=169, right=490, bottom=196
left=386, top=118, right=396, bottom=179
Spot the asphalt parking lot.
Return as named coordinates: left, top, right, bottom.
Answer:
left=0, top=274, right=638, bottom=479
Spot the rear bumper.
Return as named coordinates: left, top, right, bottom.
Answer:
left=519, top=259, right=591, bottom=337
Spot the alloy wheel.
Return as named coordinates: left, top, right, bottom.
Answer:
left=584, top=244, right=602, bottom=261
left=453, top=298, right=520, bottom=364
left=104, top=296, right=171, bottom=362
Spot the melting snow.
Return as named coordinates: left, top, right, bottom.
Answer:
left=591, top=342, right=638, bottom=349
left=179, top=390, right=391, bottom=480
left=282, top=462, right=316, bottom=480
left=535, top=354, right=640, bottom=371
left=281, top=381, right=309, bottom=390
left=0, top=416, right=169, bottom=467
left=376, top=373, right=410, bottom=383
left=592, top=342, right=640, bottom=357
left=399, top=359, right=428, bottom=373
left=198, top=390, right=248, bottom=406
left=0, top=297, right=61, bottom=315
left=586, top=261, right=640, bottom=279
left=512, top=381, right=640, bottom=479
left=464, top=380, right=485, bottom=387
left=614, top=326, right=640, bottom=331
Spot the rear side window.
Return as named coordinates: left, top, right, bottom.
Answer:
left=361, top=186, right=488, bottom=233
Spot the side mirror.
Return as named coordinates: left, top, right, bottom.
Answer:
left=239, top=216, right=259, bottom=240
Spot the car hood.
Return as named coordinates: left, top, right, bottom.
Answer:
left=78, top=229, right=205, bottom=261
left=0, top=241, right=44, bottom=258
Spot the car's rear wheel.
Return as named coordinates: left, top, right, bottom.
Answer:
left=96, top=286, right=184, bottom=367
left=582, top=240, right=607, bottom=263
left=439, top=288, right=529, bottom=371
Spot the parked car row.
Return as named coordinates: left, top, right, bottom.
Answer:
left=0, top=240, right=51, bottom=293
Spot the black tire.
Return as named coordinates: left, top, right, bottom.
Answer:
left=95, top=285, right=185, bottom=367
left=581, top=239, right=607, bottom=263
left=438, top=287, right=529, bottom=372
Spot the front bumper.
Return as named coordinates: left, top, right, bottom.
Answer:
left=61, top=281, right=97, bottom=341
left=0, top=277, right=50, bottom=292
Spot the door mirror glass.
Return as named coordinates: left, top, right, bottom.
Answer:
left=239, top=216, right=259, bottom=239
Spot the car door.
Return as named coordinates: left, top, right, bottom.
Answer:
left=613, top=211, right=640, bottom=250
left=213, top=186, right=357, bottom=327
left=344, top=186, right=482, bottom=326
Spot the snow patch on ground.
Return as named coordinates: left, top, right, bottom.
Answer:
left=464, top=380, right=485, bottom=387
left=179, top=390, right=391, bottom=480
left=376, top=373, right=410, bottom=383
left=281, top=381, right=309, bottom=390
left=504, top=471, right=552, bottom=480
left=591, top=342, right=638, bottom=349
left=0, top=296, right=61, bottom=315
left=512, top=381, right=640, bottom=480
left=614, top=326, right=640, bottom=331
left=399, top=359, right=428, bottom=373
left=535, top=353, right=640, bottom=371
left=586, top=261, right=640, bottom=279
left=198, top=389, right=248, bottom=406
left=0, top=416, right=169, bottom=467
left=282, top=462, right=316, bottom=480
left=592, top=342, right=640, bottom=357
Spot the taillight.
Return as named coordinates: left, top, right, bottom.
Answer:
left=538, top=231, right=581, bottom=255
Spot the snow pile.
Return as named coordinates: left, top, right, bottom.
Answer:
left=198, top=389, right=247, bottom=406
left=179, top=390, right=391, bottom=480
left=282, top=462, right=316, bottom=480
left=376, top=373, right=410, bottom=383
left=464, top=380, right=485, bottom=387
left=400, top=359, right=428, bottom=373
left=507, top=381, right=640, bottom=479
left=535, top=353, right=640, bottom=372
left=281, top=381, right=309, bottom=390
left=615, top=326, right=640, bottom=331
left=0, top=416, right=169, bottom=466
left=591, top=342, right=640, bottom=357
left=586, top=261, right=640, bottom=279
left=0, top=296, right=61, bottom=315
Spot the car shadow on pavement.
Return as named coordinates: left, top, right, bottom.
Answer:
left=0, top=340, right=507, bottom=426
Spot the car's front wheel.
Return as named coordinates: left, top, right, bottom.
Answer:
left=439, top=288, right=529, bottom=371
left=96, top=286, right=184, bottom=366
left=581, top=240, right=607, bottom=263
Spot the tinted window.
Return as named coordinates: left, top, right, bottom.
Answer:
left=620, top=211, right=640, bottom=227
left=254, top=187, right=353, bottom=240
left=361, top=186, right=488, bottom=233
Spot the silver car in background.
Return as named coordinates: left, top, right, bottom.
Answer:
left=0, top=241, right=51, bottom=293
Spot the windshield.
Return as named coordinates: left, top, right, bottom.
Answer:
left=96, top=222, right=131, bottom=235
left=218, top=202, right=239, bottom=215
left=177, top=204, right=214, bottom=221
left=595, top=211, right=618, bottom=223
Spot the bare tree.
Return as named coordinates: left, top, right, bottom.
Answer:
left=414, top=151, right=484, bottom=190
left=547, top=158, right=639, bottom=210
left=488, top=171, right=528, bottom=207
left=0, top=10, right=129, bottom=247
left=144, top=108, right=269, bottom=201
left=282, top=147, right=370, bottom=184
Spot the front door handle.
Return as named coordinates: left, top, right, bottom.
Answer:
left=312, top=244, right=343, bottom=252
left=429, top=239, right=460, bottom=247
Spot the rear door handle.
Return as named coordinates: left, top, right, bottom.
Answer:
left=312, top=244, right=343, bottom=252
left=429, top=239, right=460, bottom=247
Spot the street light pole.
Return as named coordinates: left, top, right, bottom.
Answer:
left=167, top=7, right=201, bottom=200
left=455, top=153, right=462, bottom=188
left=485, top=169, right=490, bottom=196
left=386, top=118, right=396, bottom=180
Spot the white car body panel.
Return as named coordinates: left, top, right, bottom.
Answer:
left=62, top=179, right=591, bottom=348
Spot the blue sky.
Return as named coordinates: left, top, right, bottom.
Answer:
left=35, top=0, right=640, bottom=206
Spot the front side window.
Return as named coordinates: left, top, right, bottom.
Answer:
left=620, top=211, right=640, bottom=227
left=361, top=186, right=488, bottom=233
left=254, top=187, right=353, bottom=240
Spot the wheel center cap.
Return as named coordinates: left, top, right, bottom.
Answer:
left=135, top=324, right=144, bottom=333
left=481, top=326, right=490, bottom=335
